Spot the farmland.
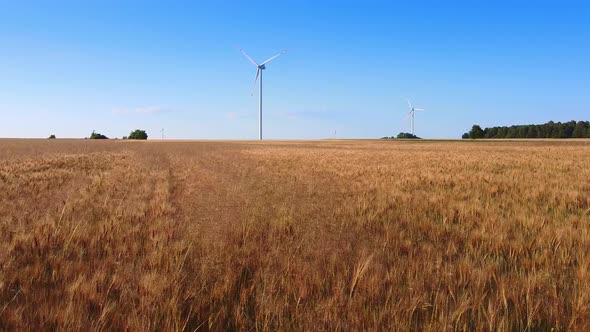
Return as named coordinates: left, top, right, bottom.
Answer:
left=1, top=139, right=589, bottom=330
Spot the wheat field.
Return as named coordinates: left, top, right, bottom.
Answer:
left=0, top=139, right=589, bottom=330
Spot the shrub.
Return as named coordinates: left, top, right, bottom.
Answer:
left=396, top=132, right=421, bottom=139
left=128, top=130, right=148, bottom=140
left=90, top=132, right=108, bottom=139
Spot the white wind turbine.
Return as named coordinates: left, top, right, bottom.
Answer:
left=405, top=99, right=426, bottom=135
left=241, top=48, right=287, bottom=140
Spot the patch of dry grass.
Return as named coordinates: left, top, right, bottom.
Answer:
left=1, top=139, right=589, bottom=330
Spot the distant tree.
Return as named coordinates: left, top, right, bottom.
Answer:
left=90, top=132, right=108, bottom=139
left=537, top=125, right=547, bottom=138
left=544, top=122, right=554, bottom=137
left=550, top=124, right=561, bottom=138
left=48, top=134, right=56, bottom=139
left=396, top=132, right=421, bottom=139
left=485, top=127, right=498, bottom=138
left=469, top=125, right=484, bottom=139
left=506, top=127, right=518, bottom=138
left=527, top=126, right=538, bottom=138
left=573, top=121, right=589, bottom=138
left=128, top=129, right=148, bottom=140
left=564, top=121, right=576, bottom=138
left=496, top=127, right=508, bottom=138
left=517, top=126, right=528, bottom=138
left=462, top=133, right=470, bottom=139
left=556, top=126, right=567, bottom=138
left=463, top=120, right=590, bottom=139
left=122, top=136, right=128, bottom=140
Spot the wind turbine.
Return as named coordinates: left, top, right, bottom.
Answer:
left=160, top=128, right=164, bottom=140
left=241, top=48, right=287, bottom=140
left=405, top=99, right=425, bottom=135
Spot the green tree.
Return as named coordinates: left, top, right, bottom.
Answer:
left=462, top=120, right=590, bottom=139
left=565, top=121, right=576, bottom=138
left=537, top=125, right=547, bottom=138
left=485, top=127, right=498, bottom=138
left=396, top=132, right=420, bottom=139
left=48, top=134, right=56, bottom=139
left=506, top=127, right=518, bottom=138
left=527, top=126, right=538, bottom=138
left=469, top=125, right=484, bottom=139
left=550, top=123, right=562, bottom=138
left=573, top=121, right=589, bottom=138
left=90, top=132, right=108, bottom=139
left=128, top=129, right=148, bottom=140
left=544, top=123, right=553, bottom=137
left=556, top=126, right=567, bottom=138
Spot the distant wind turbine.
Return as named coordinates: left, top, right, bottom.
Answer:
left=160, top=128, right=164, bottom=140
left=405, top=99, right=426, bottom=135
left=240, top=48, right=287, bottom=140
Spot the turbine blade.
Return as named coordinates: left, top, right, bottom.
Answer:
left=240, top=49, right=258, bottom=66
left=261, top=49, right=287, bottom=66
left=250, top=69, right=260, bottom=96
left=407, top=99, right=412, bottom=109
left=414, top=108, right=425, bottom=111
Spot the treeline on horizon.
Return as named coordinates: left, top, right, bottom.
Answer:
left=47, top=130, right=149, bottom=140
left=463, top=120, right=590, bottom=139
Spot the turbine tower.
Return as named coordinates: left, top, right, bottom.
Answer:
left=241, top=48, right=287, bottom=140
left=406, top=99, right=425, bottom=135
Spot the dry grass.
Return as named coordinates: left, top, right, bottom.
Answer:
left=1, top=138, right=590, bottom=330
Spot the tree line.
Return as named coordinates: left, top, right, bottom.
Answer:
left=381, top=132, right=421, bottom=139
left=48, top=129, right=148, bottom=140
left=463, top=121, right=590, bottom=139
left=89, top=129, right=148, bottom=140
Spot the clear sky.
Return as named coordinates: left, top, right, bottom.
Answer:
left=1, top=1, right=589, bottom=139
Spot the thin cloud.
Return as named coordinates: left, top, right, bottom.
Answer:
left=112, top=106, right=172, bottom=115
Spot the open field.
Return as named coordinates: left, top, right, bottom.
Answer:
left=1, top=139, right=590, bottom=330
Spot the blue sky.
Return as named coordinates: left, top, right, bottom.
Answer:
left=1, top=1, right=589, bottom=139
